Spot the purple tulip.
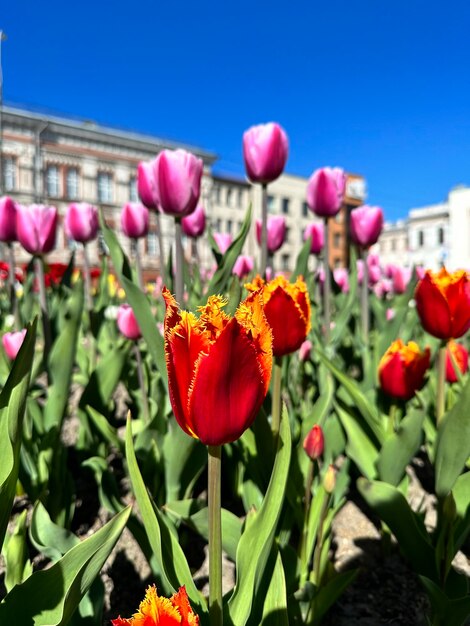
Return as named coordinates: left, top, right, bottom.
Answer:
left=255, top=215, right=286, bottom=253
left=243, top=122, right=289, bottom=184
left=121, top=202, right=149, bottom=239
left=0, top=196, right=18, bottom=243
left=232, top=254, right=254, bottom=279
left=350, top=205, right=384, bottom=248
left=137, top=159, right=159, bottom=210
left=392, top=266, right=412, bottom=294
left=181, top=204, right=206, bottom=238
left=117, top=304, right=141, bottom=340
left=306, top=167, right=347, bottom=218
left=334, top=267, right=349, bottom=293
left=213, top=232, right=233, bottom=255
left=65, top=202, right=99, bottom=244
left=2, top=329, right=27, bottom=360
left=303, top=222, right=324, bottom=255
left=17, top=204, right=58, bottom=255
left=153, top=149, right=203, bottom=217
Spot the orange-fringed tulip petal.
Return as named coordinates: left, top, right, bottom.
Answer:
left=446, top=340, right=469, bottom=383
left=415, top=268, right=470, bottom=340
left=378, top=339, right=430, bottom=401
left=245, top=275, right=311, bottom=357
left=163, top=287, right=272, bottom=445
left=112, top=585, right=199, bottom=626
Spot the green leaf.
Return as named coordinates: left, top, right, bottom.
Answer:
left=163, top=420, right=207, bottom=502
left=3, top=509, right=31, bottom=592
left=452, top=472, right=470, bottom=552
left=227, top=403, right=291, bottom=625
left=336, top=405, right=379, bottom=480
left=0, top=506, right=130, bottom=625
left=291, top=237, right=311, bottom=282
left=435, top=376, right=470, bottom=497
left=0, top=319, right=36, bottom=550
left=376, top=407, right=424, bottom=486
left=260, top=545, right=289, bottom=625
left=420, top=575, right=470, bottom=626
left=29, top=501, right=80, bottom=562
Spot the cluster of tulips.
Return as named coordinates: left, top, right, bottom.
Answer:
left=0, top=120, right=470, bottom=626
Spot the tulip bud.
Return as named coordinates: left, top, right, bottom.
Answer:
left=117, top=304, right=141, bottom=340
left=255, top=215, right=286, bottom=254
left=299, top=339, right=312, bottom=362
left=303, top=424, right=324, bottom=460
left=213, top=232, right=232, bottom=255
left=153, top=149, right=203, bottom=217
left=121, top=202, right=149, bottom=239
left=303, top=222, right=324, bottom=255
left=243, top=122, right=289, bottom=184
left=446, top=340, right=469, bottom=383
left=392, top=266, right=412, bottom=295
left=181, top=204, right=206, bottom=239
left=0, top=196, right=18, bottom=243
left=16, top=204, right=58, bottom=255
left=350, top=205, right=384, bottom=248
left=333, top=268, right=349, bottom=293
left=232, top=255, right=254, bottom=279
left=2, top=329, right=27, bottom=360
left=65, top=202, right=99, bottom=244
left=323, top=464, right=336, bottom=494
left=306, top=167, right=346, bottom=218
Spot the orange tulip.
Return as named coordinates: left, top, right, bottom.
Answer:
left=112, top=585, right=199, bottom=626
left=163, top=287, right=272, bottom=446
left=378, top=339, right=430, bottom=401
left=245, top=275, right=311, bottom=357
left=446, top=340, right=469, bottom=383
left=415, top=268, right=470, bottom=340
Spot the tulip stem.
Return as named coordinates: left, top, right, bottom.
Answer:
left=271, top=356, right=283, bottom=440
left=437, top=343, right=447, bottom=425
left=260, top=183, right=268, bottom=277
left=34, top=256, right=51, bottom=362
left=174, top=217, right=184, bottom=304
left=323, top=218, right=331, bottom=342
left=155, top=211, right=167, bottom=286
left=361, top=248, right=369, bottom=343
left=133, top=238, right=144, bottom=290
left=7, top=242, right=20, bottom=329
left=134, top=344, right=150, bottom=424
left=208, top=445, right=223, bottom=626
left=82, top=243, right=94, bottom=312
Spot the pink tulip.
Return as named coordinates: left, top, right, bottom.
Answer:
left=350, top=205, right=384, bottom=248
left=357, top=259, right=365, bottom=285
left=0, top=196, right=18, bottom=243
left=416, top=266, right=426, bottom=280
left=392, top=266, right=412, bottom=294
left=243, top=122, right=289, bottom=184
left=2, top=329, right=27, bottom=360
left=374, top=279, right=393, bottom=298
left=232, top=255, right=254, bottom=279
left=153, top=149, right=203, bottom=217
left=137, top=159, right=159, bottom=210
left=17, top=204, right=58, bottom=255
left=386, top=308, right=395, bottom=321
left=368, top=253, right=381, bottom=268
left=213, top=232, right=233, bottom=255
left=181, top=204, right=206, bottom=238
left=299, top=339, right=312, bottom=362
left=121, top=202, right=149, bottom=239
left=255, top=215, right=286, bottom=253
left=65, top=202, right=99, bottom=244
left=368, top=263, right=382, bottom=285
left=117, top=304, right=141, bottom=340
left=303, top=222, right=324, bottom=255
left=306, top=167, right=347, bottom=218
left=334, top=267, right=349, bottom=293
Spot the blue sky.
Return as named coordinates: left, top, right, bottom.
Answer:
left=2, top=0, right=470, bottom=221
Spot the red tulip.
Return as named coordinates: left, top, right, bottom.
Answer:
left=163, top=287, right=272, bottom=446
left=2, top=329, right=27, bottom=360
left=65, top=202, right=99, bottom=243
left=153, top=149, right=203, bottom=217
left=303, top=222, right=324, bottom=255
left=378, top=339, right=430, bottom=400
left=112, top=585, right=199, bottom=626
left=446, top=340, right=469, bottom=383
left=306, top=167, right=346, bottom=218
left=415, top=267, right=470, bottom=340
left=303, top=424, right=324, bottom=461
left=117, top=304, right=141, bottom=340
left=121, top=202, right=149, bottom=239
left=0, top=196, right=18, bottom=243
left=16, top=204, right=58, bottom=255
left=243, top=122, right=289, bottom=184
left=181, top=204, right=206, bottom=238
left=350, top=205, right=384, bottom=248
left=255, top=215, right=286, bottom=253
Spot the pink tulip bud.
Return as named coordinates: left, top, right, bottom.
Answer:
left=350, top=205, right=384, bottom=248
left=446, top=340, right=469, bottom=383
left=299, top=339, right=312, bottom=362
left=65, top=202, right=99, bottom=244
left=137, top=160, right=159, bottom=210
left=416, top=266, right=426, bottom=280
left=306, top=167, right=347, bottom=218
left=243, top=122, right=289, bottom=184
left=386, top=308, right=395, bottom=321
left=2, top=329, right=27, bottom=360
left=303, top=424, right=324, bottom=460
left=181, top=205, right=206, bottom=239
left=374, top=279, right=393, bottom=298
left=153, top=149, right=203, bottom=217
left=368, top=253, right=380, bottom=268
left=117, top=304, right=141, bottom=340
left=368, top=264, right=382, bottom=285
left=384, top=264, right=396, bottom=279
left=392, top=266, right=411, bottom=294
left=0, top=196, right=18, bottom=243
left=213, top=232, right=233, bottom=255
left=121, top=202, right=149, bottom=239
left=255, top=215, right=286, bottom=253
left=17, top=204, right=58, bottom=255
left=232, top=254, right=254, bottom=279
left=303, top=222, right=324, bottom=255
left=334, top=267, right=349, bottom=293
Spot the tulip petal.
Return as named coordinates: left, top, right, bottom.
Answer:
left=264, top=286, right=309, bottom=356
left=415, top=276, right=452, bottom=339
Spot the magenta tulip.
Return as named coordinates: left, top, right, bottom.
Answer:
left=2, top=329, right=26, bottom=360
left=65, top=202, right=99, bottom=244
left=255, top=215, right=286, bottom=253
left=350, top=205, right=384, bottom=248
left=153, top=149, right=203, bottom=217
left=303, top=222, right=324, bottom=255
left=121, top=202, right=149, bottom=239
left=243, top=122, right=289, bottom=184
left=17, top=204, right=58, bottom=255
left=306, top=167, right=347, bottom=218
left=117, top=304, right=141, bottom=341
left=368, top=264, right=382, bottom=285
left=368, top=253, right=381, bottom=268
left=213, top=232, right=233, bottom=255
left=334, top=267, right=349, bottom=293
left=181, top=204, right=206, bottom=238
left=392, top=266, right=412, bottom=294
left=137, top=159, right=159, bottom=210
left=0, top=196, right=18, bottom=243
left=232, top=254, right=254, bottom=279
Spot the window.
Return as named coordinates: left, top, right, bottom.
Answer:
left=147, top=232, right=158, bottom=256
left=3, top=156, right=16, bottom=191
left=97, top=172, right=113, bottom=203
left=227, top=219, right=233, bottom=234
left=213, top=218, right=221, bottom=231
left=267, top=195, right=275, bottom=212
left=46, top=164, right=60, bottom=198
left=281, top=254, right=290, bottom=271
left=226, top=188, right=233, bottom=207
left=66, top=167, right=79, bottom=200
left=129, top=176, right=138, bottom=202
left=438, top=227, right=444, bottom=245
left=333, top=233, right=341, bottom=249
left=237, top=189, right=244, bottom=208
left=285, top=226, right=290, bottom=242
left=391, top=239, right=396, bottom=252
left=281, top=198, right=290, bottom=214
left=213, top=185, right=221, bottom=204
left=302, top=202, right=309, bottom=218
left=418, top=230, right=424, bottom=247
